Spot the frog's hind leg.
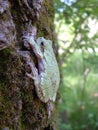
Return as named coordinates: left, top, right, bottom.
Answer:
left=26, top=61, right=38, bottom=80
left=26, top=61, right=40, bottom=88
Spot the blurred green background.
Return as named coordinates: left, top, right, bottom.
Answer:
left=54, top=0, right=98, bottom=130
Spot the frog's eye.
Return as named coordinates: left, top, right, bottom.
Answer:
left=40, top=41, right=45, bottom=52
left=41, top=42, right=44, bottom=46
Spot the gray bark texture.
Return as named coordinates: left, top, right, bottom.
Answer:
left=0, top=0, right=58, bottom=130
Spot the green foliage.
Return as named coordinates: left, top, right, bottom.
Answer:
left=54, top=0, right=98, bottom=129
left=54, top=0, right=98, bottom=54
left=58, top=52, right=98, bottom=130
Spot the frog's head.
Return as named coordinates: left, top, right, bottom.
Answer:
left=36, top=37, right=52, bottom=54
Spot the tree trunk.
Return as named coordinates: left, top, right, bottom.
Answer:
left=0, top=0, right=58, bottom=130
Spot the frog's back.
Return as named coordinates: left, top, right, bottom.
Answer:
left=41, top=48, right=60, bottom=102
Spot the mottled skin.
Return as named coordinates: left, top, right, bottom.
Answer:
left=23, top=36, right=60, bottom=103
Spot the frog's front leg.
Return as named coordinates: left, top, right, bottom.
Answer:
left=23, top=35, right=43, bottom=59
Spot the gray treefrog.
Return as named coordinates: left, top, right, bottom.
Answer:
left=23, top=36, right=60, bottom=103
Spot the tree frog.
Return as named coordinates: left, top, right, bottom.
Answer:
left=23, top=36, right=60, bottom=104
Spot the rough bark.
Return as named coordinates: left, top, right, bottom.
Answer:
left=0, top=0, right=58, bottom=130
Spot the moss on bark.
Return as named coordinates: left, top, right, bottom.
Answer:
left=0, top=0, right=58, bottom=130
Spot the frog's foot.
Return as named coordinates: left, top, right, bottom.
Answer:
left=26, top=61, right=38, bottom=79
left=26, top=72, right=34, bottom=80
left=47, top=100, right=54, bottom=118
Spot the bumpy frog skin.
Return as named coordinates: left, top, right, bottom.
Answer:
left=23, top=36, right=60, bottom=103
